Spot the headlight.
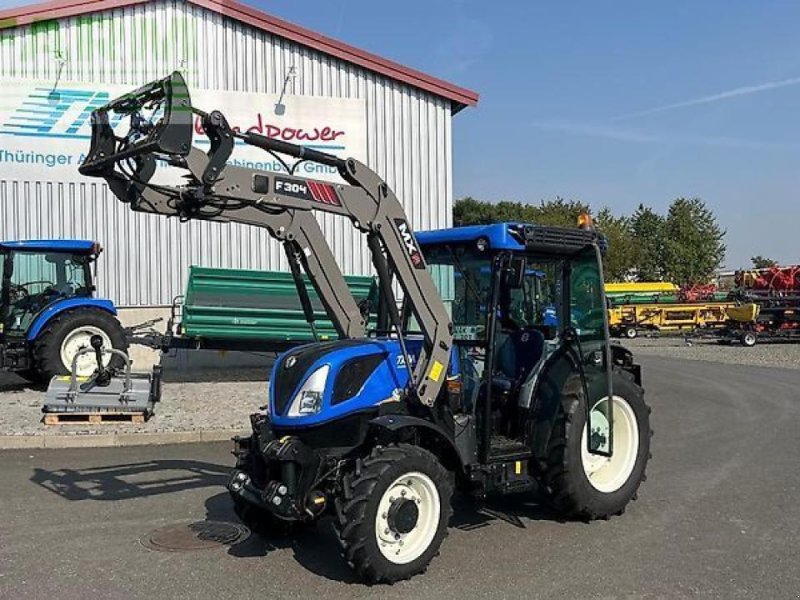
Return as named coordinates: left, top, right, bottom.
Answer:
left=287, top=365, right=329, bottom=417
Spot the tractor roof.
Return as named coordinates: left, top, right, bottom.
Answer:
left=417, top=223, right=526, bottom=251
left=0, top=239, right=97, bottom=253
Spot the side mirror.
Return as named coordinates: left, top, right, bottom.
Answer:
left=504, top=257, right=526, bottom=290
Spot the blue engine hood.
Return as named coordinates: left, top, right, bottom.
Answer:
left=268, top=337, right=428, bottom=428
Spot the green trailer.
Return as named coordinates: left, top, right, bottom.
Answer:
left=140, top=266, right=376, bottom=352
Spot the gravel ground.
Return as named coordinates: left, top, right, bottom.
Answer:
left=0, top=368, right=269, bottom=437
left=618, top=336, right=800, bottom=370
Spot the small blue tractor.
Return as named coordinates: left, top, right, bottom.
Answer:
left=0, top=240, right=128, bottom=382
left=80, top=72, right=652, bottom=584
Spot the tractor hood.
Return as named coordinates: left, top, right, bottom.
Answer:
left=268, top=338, right=424, bottom=428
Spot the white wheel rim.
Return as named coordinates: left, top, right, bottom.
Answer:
left=60, top=326, right=112, bottom=377
left=581, top=396, right=640, bottom=493
left=375, top=471, right=441, bottom=565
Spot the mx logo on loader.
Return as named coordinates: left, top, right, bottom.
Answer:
left=394, top=219, right=426, bottom=270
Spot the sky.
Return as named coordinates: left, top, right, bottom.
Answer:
left=2, top=0, right=798, bottom=269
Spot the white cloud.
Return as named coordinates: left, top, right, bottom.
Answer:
left=613, top=76, right=800, bottom=120
left=531, top=119, right=798, bottom=149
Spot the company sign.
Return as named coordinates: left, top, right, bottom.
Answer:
left=0, top=79, right=367, bottom=183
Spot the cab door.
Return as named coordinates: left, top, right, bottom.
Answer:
left=568, top=245, right=614, bottom=458
left=0, top=250, right=11, bottom=337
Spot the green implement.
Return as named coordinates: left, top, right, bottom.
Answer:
left=181, top=266, right=376, bottom=342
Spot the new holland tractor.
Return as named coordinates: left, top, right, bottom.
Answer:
left=0, top=240, right=128, bottom=381
left=80, top=72, right=652, bottom=583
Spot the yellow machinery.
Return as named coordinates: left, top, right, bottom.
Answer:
left=605, top=282, right=678, bottom=295
left=608, top=302, right=733, bottom=338
left=726, top=303, right=760, bottom=323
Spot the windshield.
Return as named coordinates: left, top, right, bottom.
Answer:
left=423, top=245, right=492, bottom=342
left=3, top=251, right=91, bottom=333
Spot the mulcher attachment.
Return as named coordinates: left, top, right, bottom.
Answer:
left=43, top=334, right=162, bottom=419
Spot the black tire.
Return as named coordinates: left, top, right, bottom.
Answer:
left=740, top=332, right=757, bottom=347
left=32, top=308, right=128, bottom=379
left=541, top=369, right=652, bottom=520
left=624, top=326, right=638, bottom=339
left=231, top=434, right=294, bottom=537
left=334, top=444, right=453, bottom=584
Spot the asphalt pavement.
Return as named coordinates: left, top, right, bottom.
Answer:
left=1, top=355, right=799, bottom=599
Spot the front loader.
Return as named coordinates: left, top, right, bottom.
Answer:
left=80, top=72, right=652, bottom=583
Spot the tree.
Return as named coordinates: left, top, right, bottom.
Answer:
left=750, top=255, right=778, bottom=269
left=453, top=196, right=492, bottom=225
left=629, top=204, right=665, bottom=281
left=661, top=198, right=726, bottom=285
left=595, top=208, right=637, bottom=281
left=453, top=196, right=590, bottom=228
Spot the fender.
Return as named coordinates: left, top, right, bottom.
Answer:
left=369, top=414, right=467, bottom=468
left=26, top=298, right=117, bottom=341
left=609, top=344, right=642, bottom=386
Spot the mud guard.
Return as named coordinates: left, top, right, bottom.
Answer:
left=368, top=414, right=467, bottom=469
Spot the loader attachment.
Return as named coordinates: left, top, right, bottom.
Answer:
left=80, top=72, right=193, bottom=176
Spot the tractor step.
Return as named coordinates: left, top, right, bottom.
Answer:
left=43, top=411, right=149, bottom=425
left=488, top=435, right=532, bottom=461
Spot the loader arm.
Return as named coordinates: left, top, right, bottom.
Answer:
left=80, top=71, right=452, bottom=408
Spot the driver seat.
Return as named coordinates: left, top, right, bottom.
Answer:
left=493, top=328, right=545, bottom=394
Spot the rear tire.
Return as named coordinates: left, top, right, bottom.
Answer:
left=541, top=369, right=651, bottom=520
left=334, top=444, right=453, bottom=584
left=32, top=308, right=127, bottom=379
left=624, top=326, right=638, bottom=339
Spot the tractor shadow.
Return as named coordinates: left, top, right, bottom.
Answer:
left=450, top=493, right=562, bottom=531
left=30, top=458, right=561, bottom=584
left=30, top=458, right=232, bottom=502
left=0, top=372, right=44, bottom=392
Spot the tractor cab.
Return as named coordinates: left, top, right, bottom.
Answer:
left=1, top=240, right=99, bottom=337
left=0, top=240, right=127, bottom=380
left=412, top=222, right=624, bottom=466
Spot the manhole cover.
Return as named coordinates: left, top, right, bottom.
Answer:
left=142, top=520, right=250, bottom=552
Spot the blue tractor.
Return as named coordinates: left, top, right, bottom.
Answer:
left=0, top=240, right=127, bottom=382
left=80, top=72, right=652, bottom=584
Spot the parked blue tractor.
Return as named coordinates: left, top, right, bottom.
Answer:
left=0, top=240, right=128, bottom=382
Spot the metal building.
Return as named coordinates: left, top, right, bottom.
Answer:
left=0, top=0, right=478, bottom=314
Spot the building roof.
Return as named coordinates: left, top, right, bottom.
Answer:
left=0, top=0, right=479, bottom=112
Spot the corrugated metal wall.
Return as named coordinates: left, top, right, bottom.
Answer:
left=0, top=0, right=453, bottom=306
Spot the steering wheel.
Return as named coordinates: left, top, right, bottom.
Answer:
left=10, top=280, right=59, bottom=301
left=8, top=282, right=29, bottom=302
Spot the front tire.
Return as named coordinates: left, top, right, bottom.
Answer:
left=334, top=444, right=453, bottom=584
left=624, top=326, right=638, bottom=339
left=541, top=370, right=651, bottom=519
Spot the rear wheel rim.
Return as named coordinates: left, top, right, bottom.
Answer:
left=375, top=471, right=440, bottom=565
left=581, top=396, right=640, bottom=493
left=60, top=326, right=112, bottom=377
